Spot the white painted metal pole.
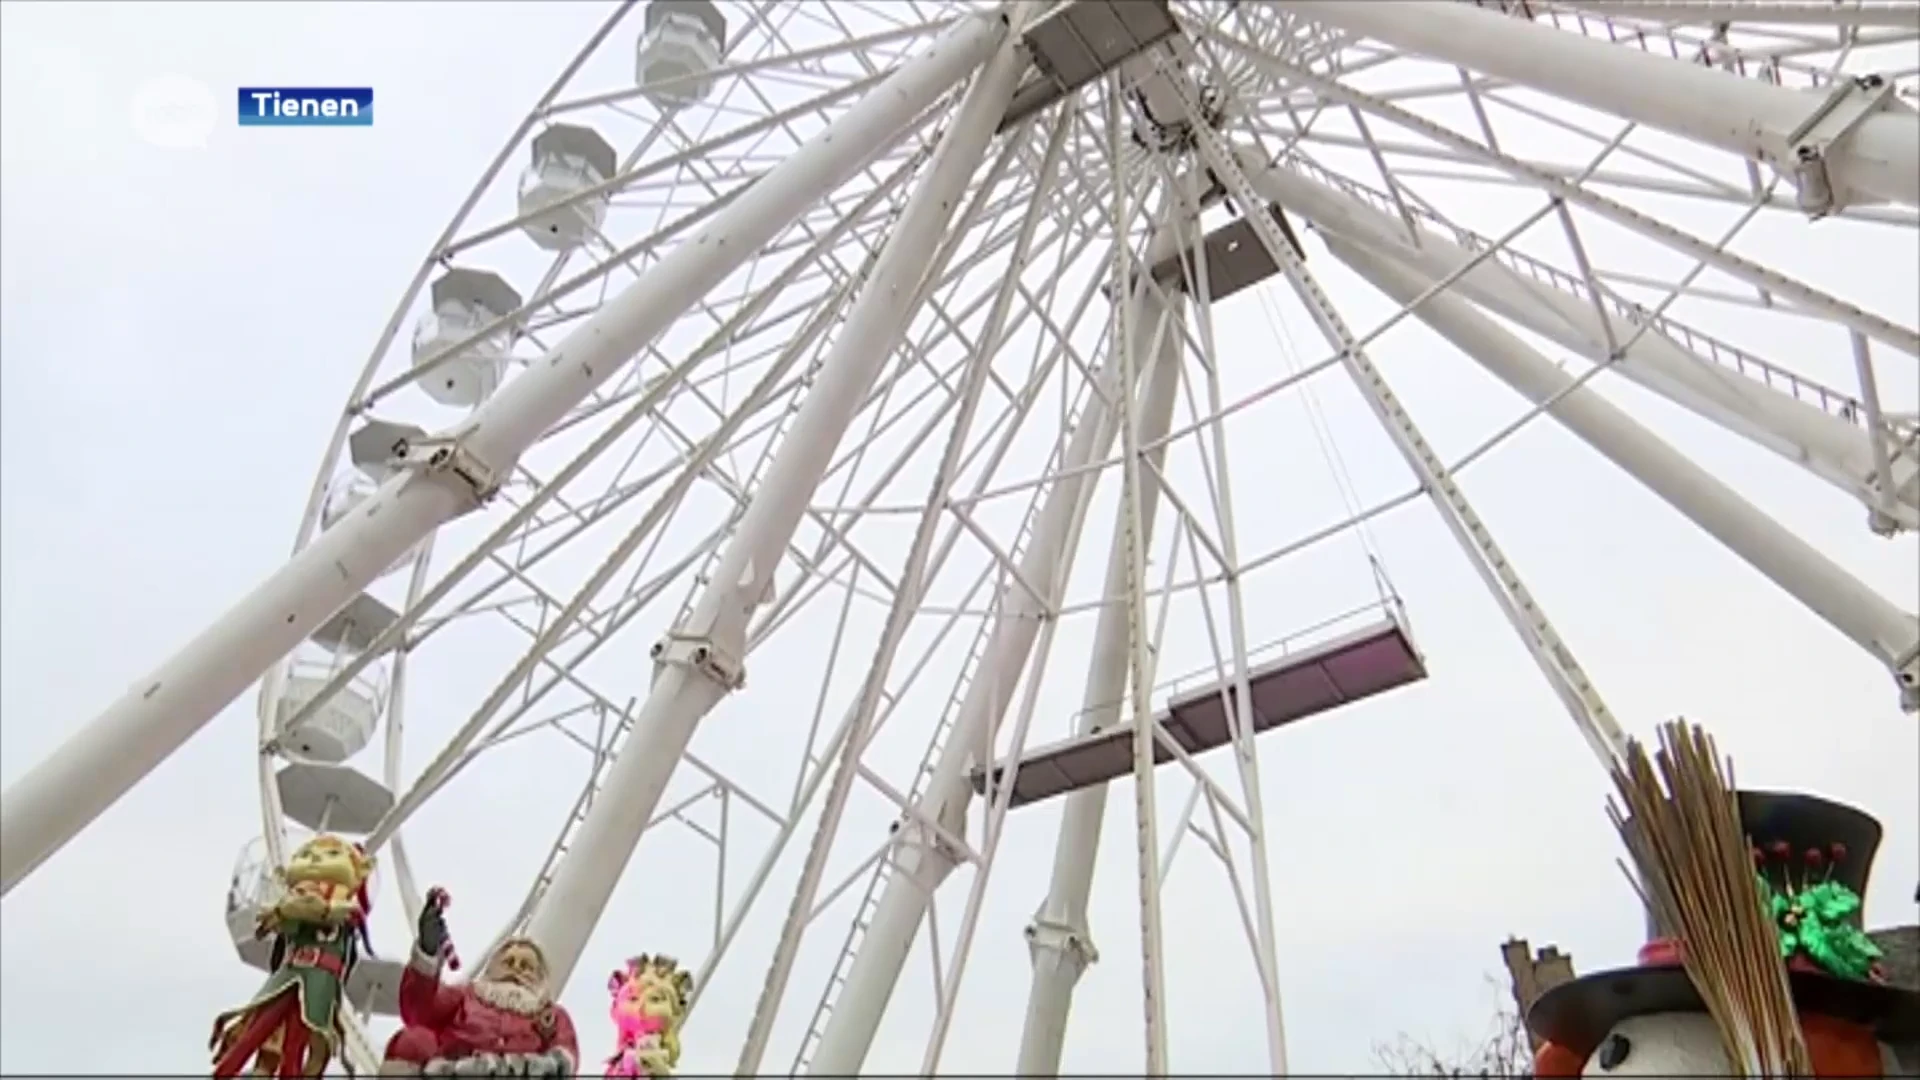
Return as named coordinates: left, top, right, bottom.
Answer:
left=1184, top=93, right=1629, bottom=765
left=729, top=32, right=1049, bottom=1078
left=1289, top=0, right=1920, bottom=208
left=524, top=14, right=1020, bottom=988
left=0, top=13, right=1005, bottom=901
left=1015, top=271, right=1184, bottom=1078
left=1333, top=237, right=1920, bottom=704
left=804, top=235, right=1177, bottom=1080
left=1849, top=330, right=1905, bottom=536
left=1554, top=2, right=1920, bottom=29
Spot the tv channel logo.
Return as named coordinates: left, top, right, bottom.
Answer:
left=237, top=87, right=373, bottom=127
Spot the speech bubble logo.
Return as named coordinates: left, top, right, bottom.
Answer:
left=130, top=74, right=219, bottom=150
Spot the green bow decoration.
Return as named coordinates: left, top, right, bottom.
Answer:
left=1761, top=874, right=1883, bottom=982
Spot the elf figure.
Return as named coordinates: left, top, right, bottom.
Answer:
left=210, top=834, right=376, bottom=1077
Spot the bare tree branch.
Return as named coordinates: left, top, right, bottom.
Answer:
left=1372, top=979, right=1535, bottom=1078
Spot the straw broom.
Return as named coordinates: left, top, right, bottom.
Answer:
left=1606, top=719, right=1813, bottom=1078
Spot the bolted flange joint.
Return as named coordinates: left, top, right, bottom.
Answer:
left=1781, top=74, right=1897, bottom=219
left=392, top=433, right=502, bottom=507
left=649, top=631, right=746, bottom=691
left=885, top=814, right=966, bottom=893
left=1024, top=914, right=1099, bottom=975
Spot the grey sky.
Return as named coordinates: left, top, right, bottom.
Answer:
left=3, top=1, right=1916, bottom=1076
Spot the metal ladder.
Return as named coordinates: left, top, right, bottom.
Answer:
left=789, top=388, right=1092, bottom=1075
left=1465, top=0, right=1920, bottom=98
left=504, top=700, right=640, bottom=934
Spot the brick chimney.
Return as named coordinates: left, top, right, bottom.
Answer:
left=1501, top=937, right=1577, bottom=1051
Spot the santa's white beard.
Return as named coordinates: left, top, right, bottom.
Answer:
left=470, top=976, right=549, bottom=1017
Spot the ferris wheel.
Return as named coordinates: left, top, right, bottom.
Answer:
left=3, top=0, right=1918, bottom=1074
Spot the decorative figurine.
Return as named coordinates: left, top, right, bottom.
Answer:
left=1526, top=725, right=1918, bottom=1077
left=605, top=954, right=693, bottom=1077
left=379, top=887, right=580, bottom=1077
left=210, top=834, right=376, bottom=1077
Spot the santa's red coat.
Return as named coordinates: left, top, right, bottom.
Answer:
left=385, top=950, right=579, bottom=1071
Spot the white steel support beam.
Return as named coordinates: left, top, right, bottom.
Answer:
left=803, top=223, right=1183, bottom=1080
left=1333, top=238, right=1920, bottom=711
left=1850, top=331, right=1911, bottom=537
left=730, top=54, right=1065, bottom=1079
left=1015, top=248, right=1185, bottom=1077
left=524, top=16, right=1026, bottom=987
left=1222, top=147, right=1920, bottom=532
left=0, top=13, right=1006, bottom=900
left=1110, top=88, right=1172, bottom=1080
left=1173, top=186, right=1291, bottom=1080
left=1290, top=0, right=1920, bottom=213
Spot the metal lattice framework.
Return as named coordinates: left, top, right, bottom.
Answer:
left=3, top=1, right=1917, bottom=1074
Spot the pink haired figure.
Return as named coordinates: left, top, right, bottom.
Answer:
left=605, top=955, right=691, bottom=1078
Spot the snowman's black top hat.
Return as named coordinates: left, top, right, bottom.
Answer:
left=1526, top=790, right=1920, bottom=1057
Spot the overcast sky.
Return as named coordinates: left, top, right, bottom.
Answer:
left=3, top=2, right=1916, bottom=1076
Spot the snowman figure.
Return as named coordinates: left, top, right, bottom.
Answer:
left=1525, top=791, right=1918, bottom=1078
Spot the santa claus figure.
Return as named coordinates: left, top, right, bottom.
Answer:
left=380, top=889, right=580, bottom=1077
left=1526, top=791, right=1919, bottom=1077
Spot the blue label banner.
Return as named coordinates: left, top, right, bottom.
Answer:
left=237, top=87, right=373, bottom=127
